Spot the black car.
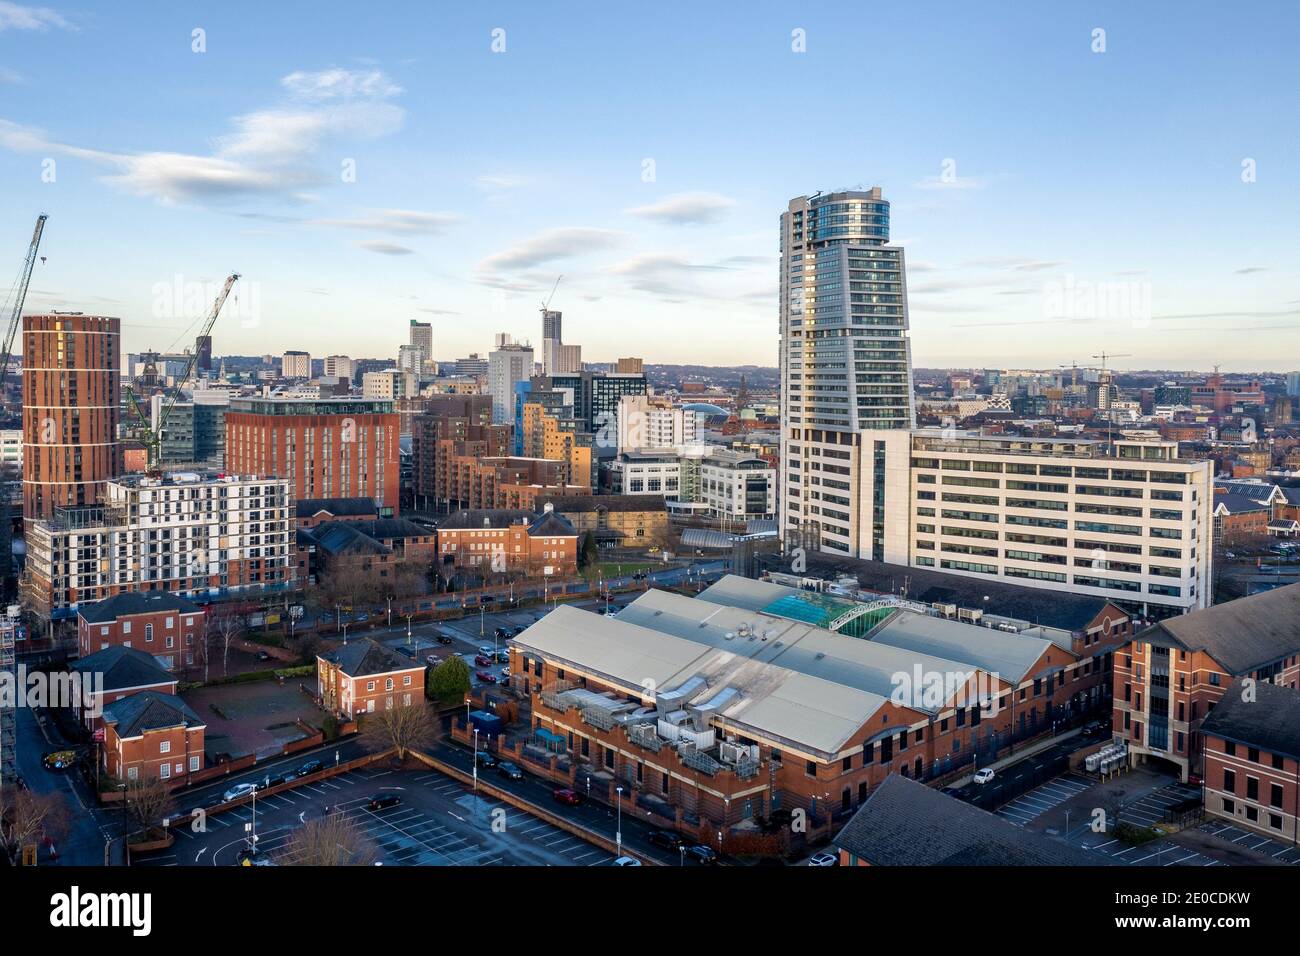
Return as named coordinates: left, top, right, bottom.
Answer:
left=647, top=830, right=684, bottom=851
left=494, top=627, right=508, bottom=639
left=367, top=792, right=402, bottom=811
left=297, top=758, right=323, bottom=776
left=436, top=634, right=454, bottom=645
left=475, top=751, right=498, bottom=769
left=686, top=844, right=718, bottom=865
left=497, top=761, right=523, bottom=781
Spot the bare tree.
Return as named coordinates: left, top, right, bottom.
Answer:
left=210, top=606, right=246, bottom=677
left=125, top=776, right=176, bottom=838
left=0, top=786, right=70, bottom=862
left=276, top=813, right=376, bottom=866
left=363, top=699, right=438, bottom=759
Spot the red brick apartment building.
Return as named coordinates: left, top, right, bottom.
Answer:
left=76, top=592, right=205, bottom=671
left=1200, top=679, right=1300, bottom=843
left=225, top=397, right=400, bottom=512
left=21, top=313, right=121, bottom=522
left=505, top=576, right=1113, bottom=838
left=436, top=507, right=579, bottom=578
left=100, top=691, right=206, bottom=784
left=1113, top=582, right=1300, bottom=782
left=317, top=638, right=426, bottom=719
left=70, top=646, right=178, bottom=732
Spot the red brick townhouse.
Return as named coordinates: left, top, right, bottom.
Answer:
left=101, top=691, right=206, bottom=784
left=1200, top=679, right=1300, bottom=843
left=317, top=638, right=426, bottom=719
left=70, top=646, right=177, bottom=732
left=77, top=592, right=206, bottom=673
left=437, top=506, right=579, bottom=579
left=1113, top=582, right=1300, bottom=782
left=508, top=578, right=1102, bottom=838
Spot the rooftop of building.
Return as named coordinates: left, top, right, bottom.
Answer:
left=1137, top=582, right=1300, bottom=675
left=833, top=774, right=1106, bottom=866
left=1199, top=679, right=1300, bottom=762
left=70, top=645, right=176, bottom=692
left=438, top=508, right=576, bottom=536
left=535, top=495, right=667, bottom=514
left=295, top=497, right=379, bottom=520
left=78, top=591, right=201, bottom=624
left=102, top=690, right=205, bottom=737
left=319, top=637, right=423, bottom=677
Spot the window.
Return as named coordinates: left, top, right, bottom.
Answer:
left=1223, top=769, right=1236, bottom=793
left=1246, top=777, right=1259, bottom=801
left=145, top=623, right=154, bottom=642
left=189, top=755, right=201, bottom=772
left=403, top=675, right=412, bottom=686
left=160, top=763, right=171, bottom=780
left=159, top=740, right=171, bottom=754
left=1270, top=783, right=1284, bottom=809
left=806, top=760, right=817, bottom=776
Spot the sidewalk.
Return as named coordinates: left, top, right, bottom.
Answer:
left=950, top=727, right=1081, bottom=788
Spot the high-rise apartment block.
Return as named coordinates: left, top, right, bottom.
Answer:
left=282, top=351, right=312, bottom=378
left=323, top=355, right=354, bottom=384
left=488, top=340, right=534, bottom=425
left=225, top=397, right=400, bottom=511
left=22, top=314, right=121, bottom=522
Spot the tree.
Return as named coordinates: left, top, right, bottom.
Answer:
left=125, top=776, right=176, bottom=838
left=276, top=814, right=376, bottom=866
left=210, top=606, right=246, bottom=677
left=580, top=530, right=597, bottom=569
left=0, top=786, right=70, bottom=862
left=363, top=699, right=438, bottom=759
left=426, top=654, right=471, bottom=705
left=310, top=561, right=384, bottom=626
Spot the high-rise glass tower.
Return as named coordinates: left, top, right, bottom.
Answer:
left=779, top=188, right=914, bottom=560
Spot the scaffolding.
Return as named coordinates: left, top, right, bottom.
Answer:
left=0, top=617, right=15, bottom=789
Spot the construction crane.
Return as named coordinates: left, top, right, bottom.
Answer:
left=0, top=214, right=48, bottom=407
left=125, top=273, right=239, bottom=471
left=1091, top=351, right=1132, bottom=371
left=541, top=274, right=563, bottom=315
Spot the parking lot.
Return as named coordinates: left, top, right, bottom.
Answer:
left=133, top=766, right=619, bottom=867
left=995, top=773, right=1094, bottom=826
left=1196, top=819, right=1300, bottom=865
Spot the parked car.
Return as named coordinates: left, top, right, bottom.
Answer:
left=477, top=646, right=495, bottom=657
left=476, top=671, right=498, bottom=684
left=552, top=787, right=583, bottom=807
left=475, top=751, right=498, bottom=769
left=474, top=654, right=494, bottom=667
left=274, top=769, right=298, bottom=786
left=1081, top=721, right=1103, bottom=738
left=647, top=830, right=684, bottom=851
left=222, top=782, right=257, bottom=803
left=973, top=768, right=996, bottom=785
left=296, top=759, right=323, bottom=777
left=256, top=650, right=271, bottom=661
left=436, top=633, right=454, bottom=645
left=686, top=844, right=718, bottom=865
left=1187, top=772, right=1204, bottom=786
left=426, top=655, right=438, bottom=665
left=42, top=750, right=77, bottom=772
left=254, top=775, right=275, bottom=791
left=495, top=650, right=510, bottom=663
left=494, top=627, right=508, bottom=639
left=367, top=792, right=402, bottom=811
left=497, top=761, right=523, bottom=781
left=500, top=667, right=511, bottom=680
left=808, top=851, right=839, bottom=867
left=612, top=856, right=642, bottom=867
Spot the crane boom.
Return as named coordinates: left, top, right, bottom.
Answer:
left=126, top=272, right=239, bottom=470
left=1, top=214, right=48, bottom=396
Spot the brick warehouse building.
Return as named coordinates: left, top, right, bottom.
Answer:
left=225, top=397, right=400, bottom=512
left=1113, top=582, right=1300, bottom=782
left=1200, top=679, right=1300, bottom=843
left=502, top=576, right=1112, bottom=842
left=22, top=313, right=121, bottom=522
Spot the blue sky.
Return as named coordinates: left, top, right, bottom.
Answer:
left=1, top=1, right=1297, bottom=371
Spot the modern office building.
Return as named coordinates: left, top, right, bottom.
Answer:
left=488, top=340, right=534, bottom=425
left=22, top=313, right=121, bottom=522
left=322, top=354, right=354, bottom=384
left=282, top=351, right=312, bottom=379
left=225, top=397, right=400, bottom=511
left=617, top=394, right=700, bottom=451
left=22, top=471, right=296, bottom=619
left=362, top=368, right=418, bottom=401
left=409, top=320, right=433, bottom=364
left=195, top=334, right=212, bottom=373
left=153, top=392, right=228, bottom=469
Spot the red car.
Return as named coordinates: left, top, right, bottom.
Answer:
left=474, top=654, right=494, bottom=667
left=552, top=787, right=583, bottom=807
left=476, top=670, right=498, bottom=684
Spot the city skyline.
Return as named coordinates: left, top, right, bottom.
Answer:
left=1, top=2, right=1297, bottom=370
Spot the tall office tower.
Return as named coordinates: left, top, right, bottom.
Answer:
left=1287, top=371, right=1300, bottom=398
left=488, top=342, right=534, bottom=424
left=398, top=344, right=426, bottom=377
left=195, top=334, right=212, bottom=373
left=225, top=397, right=401, bottom=511
left=779, top=188, right=913, bottom=559
left=542, top=309, right=562, bottom=343
left=545, top=341, right=582, bottom=374
left=282, top=351, right=311, bottom=378
left=22, top=314, right=121, bottom=522
left=323, top=354, right=354, bottom=384
left=541, top=309, right=565, bottom=374
left=409, top=320, right=433, bottom=368
left=616, top=357, right=644, bottom=374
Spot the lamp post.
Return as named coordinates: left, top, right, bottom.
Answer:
left=405, top=614, right=414, bottom=646
left=387, top=595, right=393, bottom=628
left=615, top=786, right=623, bottom=858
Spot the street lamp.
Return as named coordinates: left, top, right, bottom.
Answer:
left=387, top=595, right=393, bottom=628
left=615, top=786, right=623, bottom=857
left=405, top=613, right=414, bottom=645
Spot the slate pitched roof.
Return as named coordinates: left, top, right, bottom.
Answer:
left=320, top=638, right=420, bottom=677
left=1136, top=582, right=1300, bottom=674
left=1200, top=679, right=1300, bottom=761
left=102, top=690, right=204, bottom=737
left=71, top=646, right=176, bottom=692
left=834, top=774, right=1107, bottom=866
left=78, top=592, right=201, bottom=625
left=295, top=497, right=378, bottom=520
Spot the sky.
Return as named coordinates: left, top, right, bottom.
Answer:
left=0, top=1, right=1297, bottom=372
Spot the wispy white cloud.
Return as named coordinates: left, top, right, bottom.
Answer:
left=625, top=191, right=736, bottom=225
left=478, top=227, right=626, bottom=273
left=313, top=208, right=461, bottom=235
left=357, top=240, right=415, bottom=256
left=0, top=2, right=73, bottom=32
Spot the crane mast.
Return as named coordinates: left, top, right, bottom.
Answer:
left=0, top=214, right=48, bottom=406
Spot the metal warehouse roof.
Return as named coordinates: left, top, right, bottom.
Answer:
left=868, top=611, right=1054, bottom=685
